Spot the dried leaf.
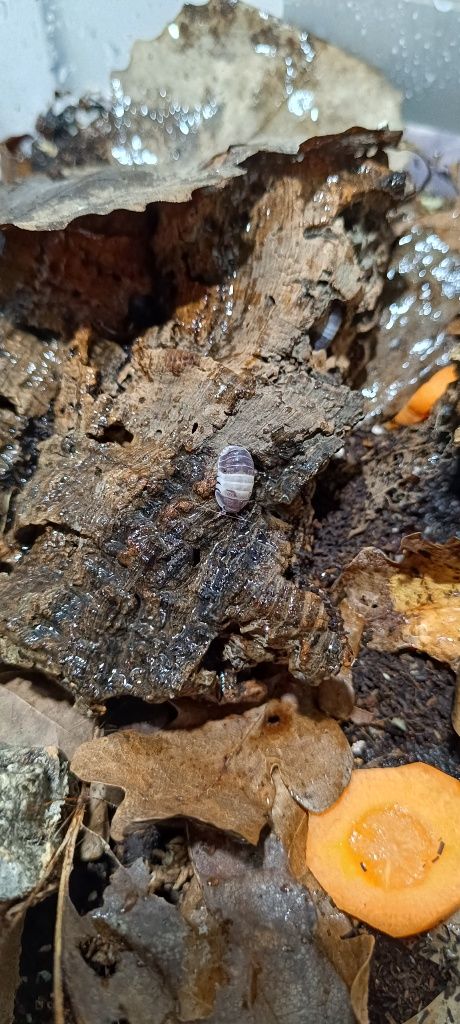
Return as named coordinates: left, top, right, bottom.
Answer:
left=62, top=859, right=189, bottom=1024
left=272, top=773, right=373, bottom=1024
left=113, top=0, right=401, bottom=175
left=188, top=829, right=356, bottom=1023
left=71, top=698, right=352, bottom=843
left=0, top=162, right=239, bottom=232
left=338, top=534, right=460, bottom=669
left=0, top=746, right=69, bottom=901
left=0, top=0, right=401, bottom=230
left=61, top=828, right=358, bottom=1024
left=0, top=677, right=94, bottom=758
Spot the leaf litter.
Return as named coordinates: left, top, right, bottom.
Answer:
left=0, top=3, right=459, bottom=1024
left=0, top=676, right=94, bottom=758
left=59, top=822, right=363, bottom=1024
left=71, top=697, right=352, bottom=843
left=338, top=534, right=460, bottom=670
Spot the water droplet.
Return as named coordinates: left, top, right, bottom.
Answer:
left=254, top=42, right=277, bottom=56
left=433, top=0, right=452, bottom=11
left=287, top=89, right=314, bottom=117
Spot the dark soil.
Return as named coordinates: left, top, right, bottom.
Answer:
left=14, top=897, right=56, bottom=1024
left=300, top=414, right=460, bottom=1024
left=346, top=648, right=459, bottom=779
left=303, top=422, right=460, bottom=591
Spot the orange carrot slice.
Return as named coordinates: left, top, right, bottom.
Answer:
left=393, top=364, right=457, bottom=426
left=306, top=763, right=460, bottom=937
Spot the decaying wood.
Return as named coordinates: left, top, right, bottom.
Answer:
left=0, top=132, right=405, bottom=707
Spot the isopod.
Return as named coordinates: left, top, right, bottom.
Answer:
left=313, top=301, right=343, bottom=351
left=215, top=445, right=255, bottom=513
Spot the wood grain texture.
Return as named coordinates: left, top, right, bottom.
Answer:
left=0, top=132, right=404, bottom=706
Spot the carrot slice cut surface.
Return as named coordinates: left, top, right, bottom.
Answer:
left=393, top=364, right=457, bottom=426
left=306, top=762, right=460, bottom=937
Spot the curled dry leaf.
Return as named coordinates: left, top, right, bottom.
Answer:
left=112, top=0, right=401, bottom=175
left=62, top=859, right=190, bottom=1024
left=338, top=533, right=460, bottom=669
left=0, top=162, right=239, bottom=232
left=71, top=698, right=352, bottom=843
left=187, top=829, right=356, bottom=1024
left=0, top=0, right=400, bottom=229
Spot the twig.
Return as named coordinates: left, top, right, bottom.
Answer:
left=53, top=792, right=86, bottom=1024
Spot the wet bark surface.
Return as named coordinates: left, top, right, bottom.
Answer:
left=0, top=134, right=402, bottom=709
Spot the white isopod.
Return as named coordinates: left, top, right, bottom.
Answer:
left=313, top=301, right=343, bottom=351
left=215, top=445, right=255, bottom=513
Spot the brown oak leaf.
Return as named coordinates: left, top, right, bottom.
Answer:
left=71, top=698, right=352, bottom=843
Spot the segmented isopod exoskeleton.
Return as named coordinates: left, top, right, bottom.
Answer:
left=215, top=445, right=255, bottom=513
left=313, top=301, right=343, bottom=351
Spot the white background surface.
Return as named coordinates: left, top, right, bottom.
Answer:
left=1, top=0, right=459, bottom=141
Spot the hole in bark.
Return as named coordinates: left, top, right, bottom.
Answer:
left=15, top=522, right=47, bottom=547
left=69, top=855, right=112, bottom=914
left=102, top=697, right=175, bottom=733
left=312, top=454, right=361, bottom=524
left=133, top=271, right=176, bottom=327
left=88, top=422, right=133, bottom=445
left=191, top=422, right=198, bottom=434
left=128, top=290, right=170, bottom=329
left=0, top=664, right=73, bottom=698
left=192, top=547, right=201, bottom=565
left=266, top=714, right=280, bottom=725
left=0, top=394, right=17, bottom=414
